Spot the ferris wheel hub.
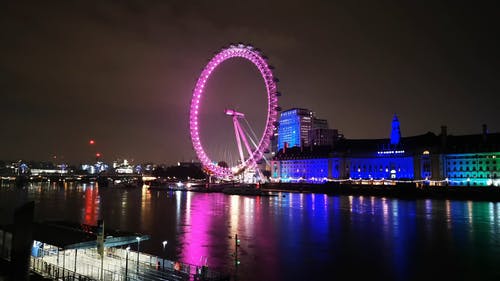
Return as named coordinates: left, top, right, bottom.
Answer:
left=224, top=109, right=245, bottom=118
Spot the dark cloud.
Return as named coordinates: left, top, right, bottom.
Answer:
left=0, top=0, right=498, bottom=164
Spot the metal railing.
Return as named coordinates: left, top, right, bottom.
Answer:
left=29, top=246, right=228, bottom=281
left=31, top=257, right=98, bottom=281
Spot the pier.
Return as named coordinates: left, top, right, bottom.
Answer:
left=0, top=220, right=228, bottom=281
left=30, top=246, right=212, bottom=281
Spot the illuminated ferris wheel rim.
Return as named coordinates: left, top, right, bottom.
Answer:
left=189, top=43, right=279, bottom=178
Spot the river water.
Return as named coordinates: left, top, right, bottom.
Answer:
left=1, top=181, right=500, bottom=281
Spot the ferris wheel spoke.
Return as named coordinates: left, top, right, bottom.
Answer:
left=242, top=118, right=260, bottom=147
left=237, top=120, right=258, bottom=153
left=232, top=115, right=246, bottom=166
left=234, top=117, right=256, bottom=165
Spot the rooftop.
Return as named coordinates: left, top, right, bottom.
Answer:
left=1, top=220, right=149, bottom=250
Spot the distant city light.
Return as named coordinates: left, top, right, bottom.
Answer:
left=89, top=139, right=95, bottom=145
left=96, top=153, right=101, bottom=158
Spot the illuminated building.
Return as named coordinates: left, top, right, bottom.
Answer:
left=81, top=162, right=109, bottom=174
left=277, top=108, right=313, bottom=150
left=29, top=167, right=68, bottom=176
left=441, top=125, right=500, bottom=186
left=18, top=161, right=68, bottom=176
left=113, top=159, right=135, bottom=174
left=277, top=108, right=336, bottom=151
left=271, top=117, right=500, bottom=186
left=443, top=153, right=499, bottom=186
left=271, top=146, right=336, bottom=181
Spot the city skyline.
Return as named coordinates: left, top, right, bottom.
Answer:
left=1, top=1, right=498, bottom=164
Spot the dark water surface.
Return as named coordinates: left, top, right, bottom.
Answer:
left=1, top=182, right=500, bottom=281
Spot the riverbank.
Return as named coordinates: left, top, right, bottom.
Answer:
left=261, top=182, right=500, bottom=202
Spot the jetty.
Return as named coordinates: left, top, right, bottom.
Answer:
left=0, top=211, right=229, bottom=281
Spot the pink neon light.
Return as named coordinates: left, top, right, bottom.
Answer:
left=189, top=44, right=279, bottom=178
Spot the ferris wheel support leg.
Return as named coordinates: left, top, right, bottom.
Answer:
left=253, top=166, right=265, bottom=184
left=235, top=121, right=265, bottom=182
left=235, top=121, right=255, bottom=165
left=233, top=116, right=246, bottom=166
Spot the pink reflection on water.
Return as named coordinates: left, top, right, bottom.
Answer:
left=180, top=192, right=211, bottom=266
left=178, top=193, right=281, bottom=280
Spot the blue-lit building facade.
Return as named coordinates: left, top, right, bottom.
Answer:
left=277, top=108, right=313, bottom=150
left=271, top=115, right=500, bottom=186
left=346, top=155, right=414, bottom=180
left=344, top=115, right=415, bottom=180
left=277, top=108, right=334, bottom=151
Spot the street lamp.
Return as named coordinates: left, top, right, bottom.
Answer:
left=125, top=246, right=130, bottom=281
left=162, top=241, right=168, bottom=271
left=136, top=237, right=141, bottom=272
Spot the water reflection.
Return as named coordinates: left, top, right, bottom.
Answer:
left=181, top=192, right=211, bottom=266
left=1, top=184, right=500, bottom=281
left=82, top=186, right=100, bottom=225
left=140, top=187, right=152, bottom=231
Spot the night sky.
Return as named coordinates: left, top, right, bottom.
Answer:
left=1, top=0, right=498, bottom=165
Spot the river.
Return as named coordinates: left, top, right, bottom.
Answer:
left=1, top=181, right=499, bottom=280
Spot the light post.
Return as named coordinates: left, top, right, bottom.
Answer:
left=234, top=234, right=240, bottom=266
left=125, top=246, right=130, bottom=281
left=136, top=237, right=141, bottom=273
left=162, top=241, right=168, bottom=271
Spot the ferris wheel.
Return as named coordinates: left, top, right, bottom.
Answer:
left=189, top=43, right=280, bottom=180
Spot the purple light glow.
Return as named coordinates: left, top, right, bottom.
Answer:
left=180, top=193, right=211, bottom=266
left=189, top=44, right=279, bottom=178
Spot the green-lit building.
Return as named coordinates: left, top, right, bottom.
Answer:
left=440, top=125, right=500, bottom=186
